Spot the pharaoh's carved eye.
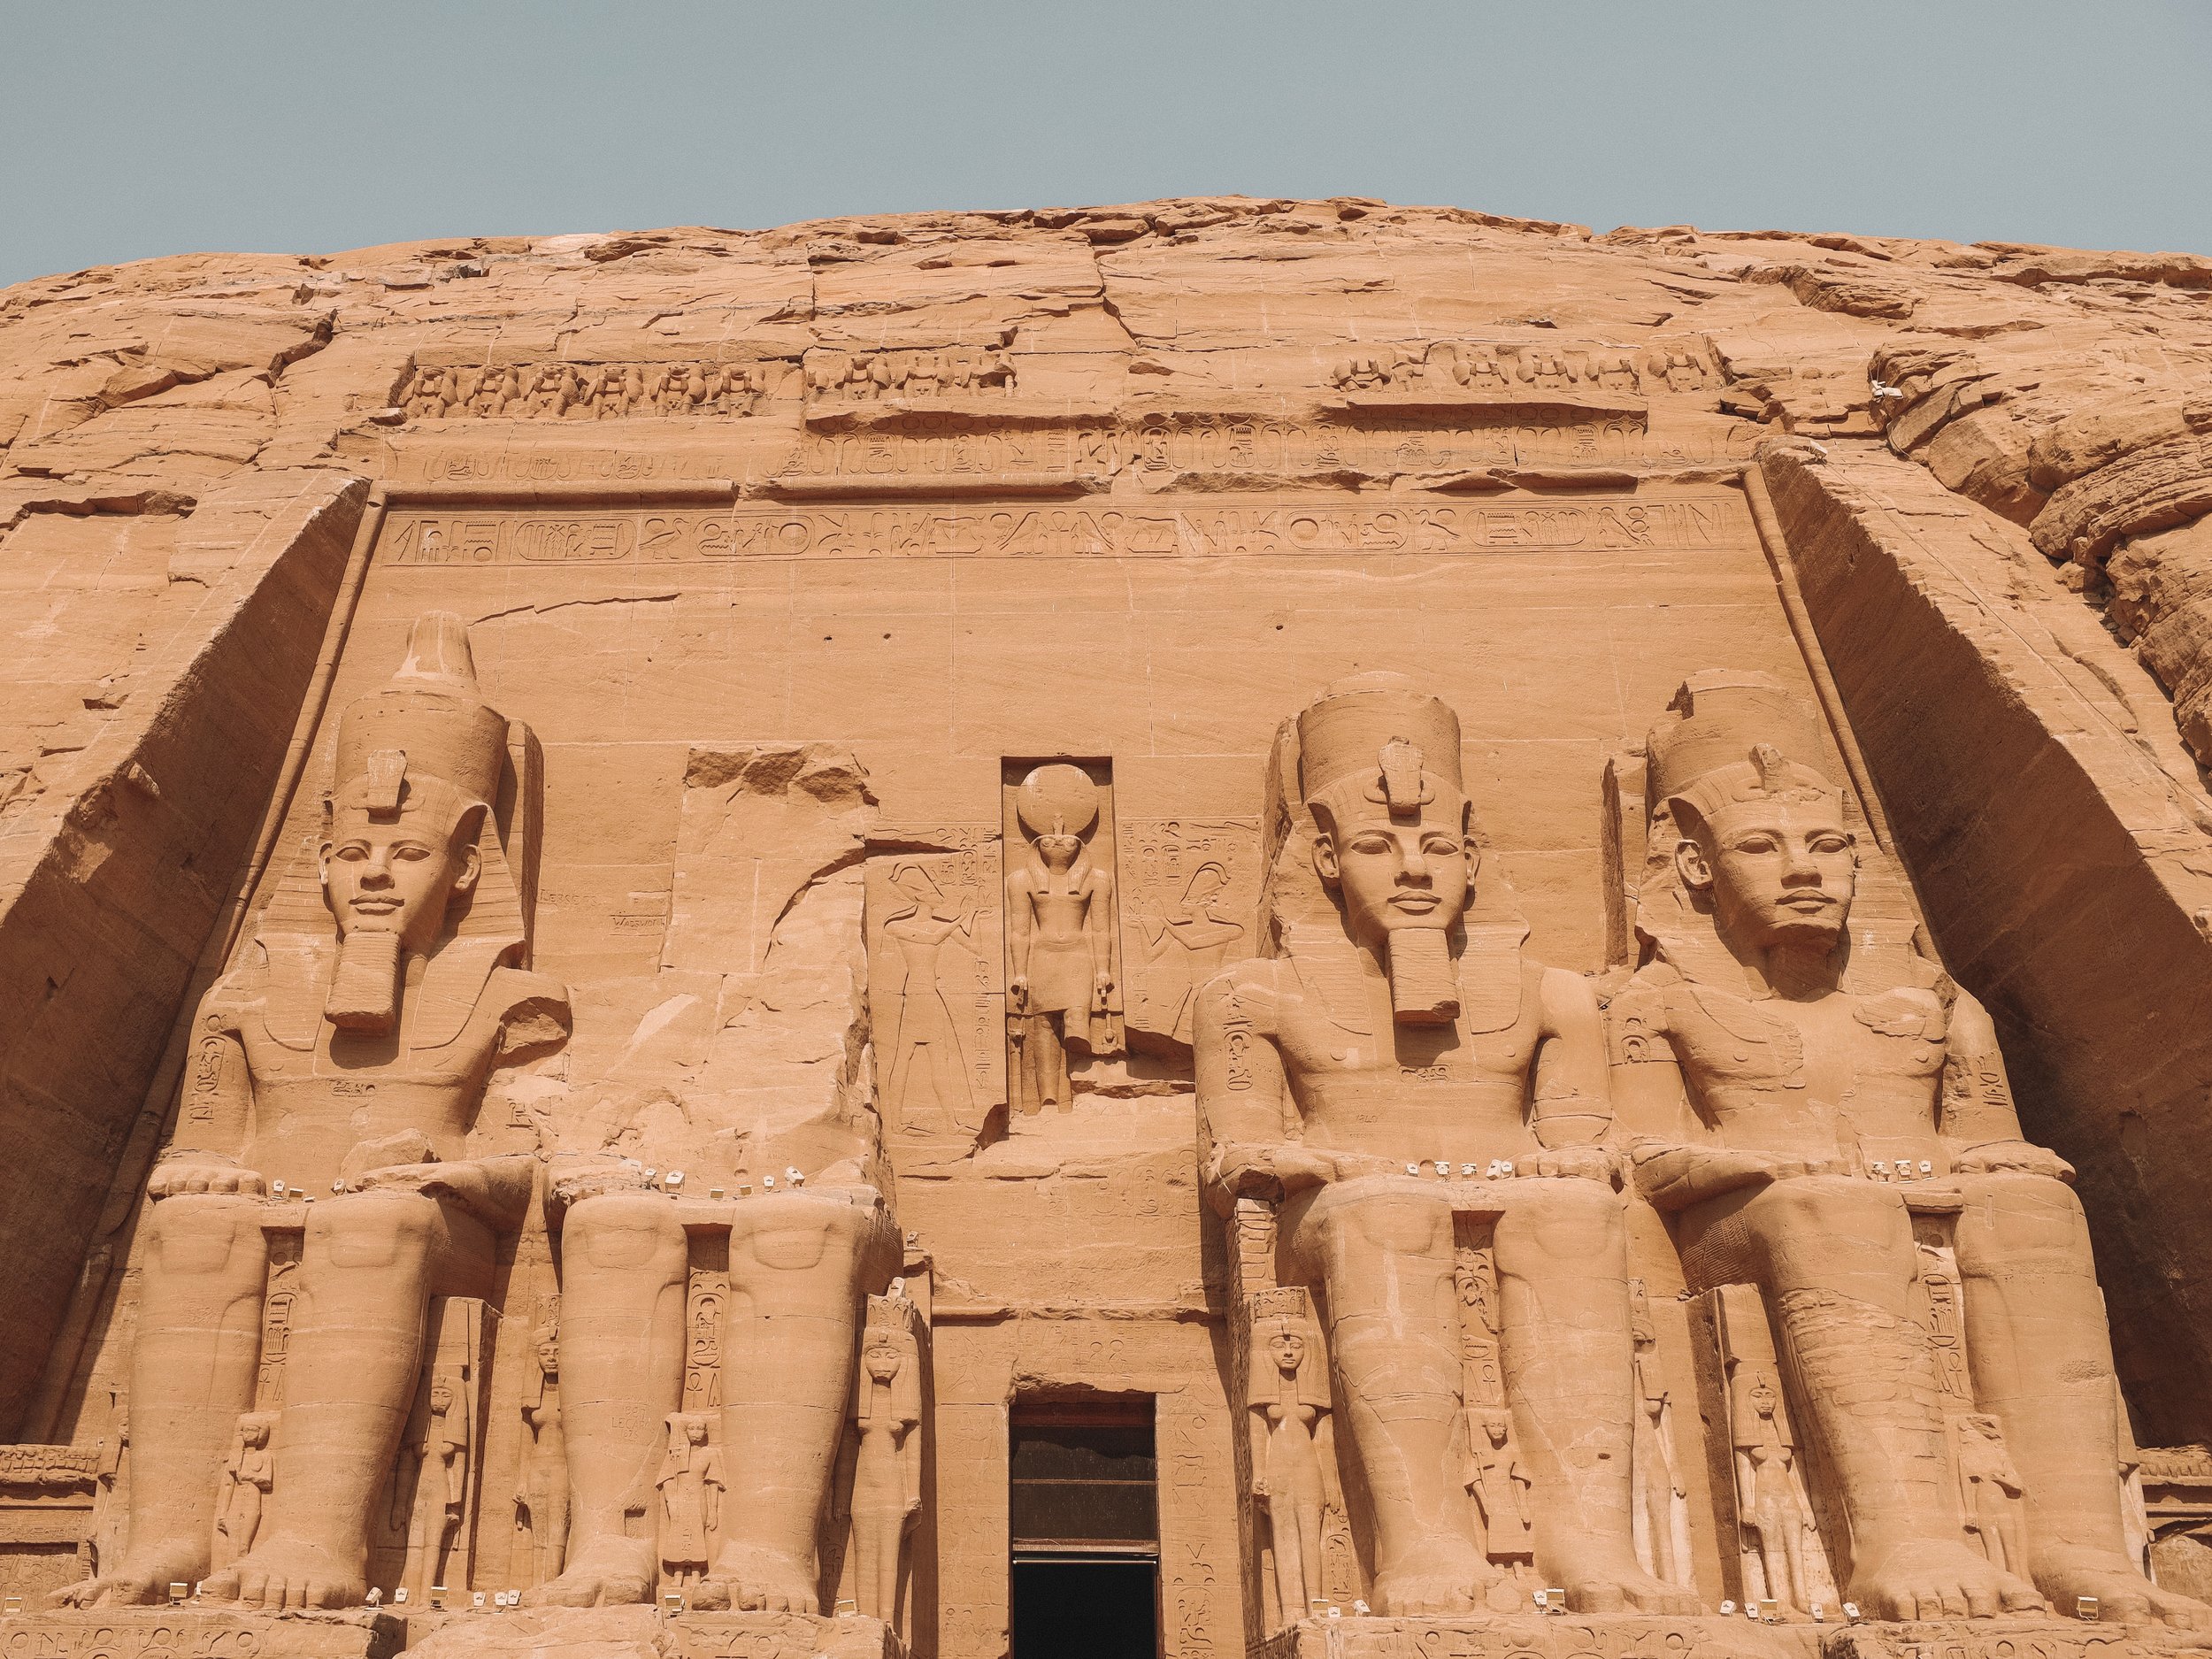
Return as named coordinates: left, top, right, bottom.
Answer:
left=1420, top=835, right=1458, bottom=856
left=1348, top=834, right=1393, bottom=856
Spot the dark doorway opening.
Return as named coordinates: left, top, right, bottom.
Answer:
left=1012, top=1560, right=1158, bottom=1659
left=1010, top=1397, right=1159, bottom=1659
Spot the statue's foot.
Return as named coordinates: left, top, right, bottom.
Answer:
left=1850, top=1539, right=2043, bottom=1621
left=706, top=1543, right=818, bottom=1614
left=523, top=1535, right=655, bottom=1608
left=49, top=1551, right=189, bottom=1609
left=203, top=1536, right=363, bottom=1611
left=1548, top=1548, right=1701, bottom=1617
left=1371, top=1541, right=1488, bottom=1616
left=2035, top=1547, right=2211, bottom=1629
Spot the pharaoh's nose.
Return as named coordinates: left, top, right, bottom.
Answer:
left=361, top=850, right=395, bottom=884
left=1781, top=849, right=1820, bottom=883
left=1402, top=846, right=1431, bottom=882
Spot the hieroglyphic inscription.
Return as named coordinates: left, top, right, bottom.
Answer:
left=0, top=1609, right=400, bottom=1658
left=789, top=409, right=1647, bottom=485
left=1121, top=818, right=1259, bottom=1051
left=396, top=361, right=778, bottom=420
left=1162, top=1394, right=1227, bottom=1659
left=865, top=834, right=1003, bottom=1141
left=382, top=495, right=1745, bottom=568
left=1272, top=1617, right=2206, bottom=1659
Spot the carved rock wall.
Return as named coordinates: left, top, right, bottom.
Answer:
left=5, top=198, right=2212, bottom=1641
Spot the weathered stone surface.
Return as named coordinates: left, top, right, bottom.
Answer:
left=4, top=199, right=2212, bottom=1655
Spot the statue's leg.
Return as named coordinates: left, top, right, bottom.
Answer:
left=1699, top=1175, right=2036, bottom=1620
left=1289, top=1179, right=1486, bottom=1616
left=55, top=1195, right=266, bottom=1607
left=208, top=1189, right=487, bottom=1611
left=1955, top=1172, right=2209, bottom=1627
left=1494, top=1180, right=1695, bottom=1614
left=529, top=1192, right=686, bottom=1608
left=710, top=1189, right=898, bottom=1613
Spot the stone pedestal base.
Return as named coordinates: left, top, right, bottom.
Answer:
left=391, top=1605, right=903, bottom=1658
left=1256, top=1614, right=2212, bottom=1659
left=0, top=1606, right=403, bottom=1658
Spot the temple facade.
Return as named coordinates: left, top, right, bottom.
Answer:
left=5, top=200, right=2212, bottom=1659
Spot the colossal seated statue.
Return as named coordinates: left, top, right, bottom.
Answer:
left=61, top=612, right=570, bottom=1610
left=1195, top=672, right=1693, bottom=1617
left=1615, top=672, right=2208, bottom=1628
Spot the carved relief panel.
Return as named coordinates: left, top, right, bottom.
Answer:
left=866, top=832, right=1005, bottom=1144
left=1119, top=818, right=1259, bottom=1055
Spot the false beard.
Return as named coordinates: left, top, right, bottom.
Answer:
left=1386, top=928, right=1460, bottom=1026
left=325, top=930, right=403, bottom=1034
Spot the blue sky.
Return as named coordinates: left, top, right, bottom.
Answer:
left=4, top=1, right=2208, bottom=288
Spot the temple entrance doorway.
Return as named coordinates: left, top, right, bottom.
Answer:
left=1010, top=1397, right=1159, bottom=1659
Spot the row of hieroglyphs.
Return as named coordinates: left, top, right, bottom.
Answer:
left=387, top=337, right=1718, bottom=423
left=381, top=496, right=1744, bottom=567
left=785, top=410, right=1651, bottom=481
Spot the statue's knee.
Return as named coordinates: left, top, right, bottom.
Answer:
left=1315, top=1187, right=1451, bottom=1257
left=732, top=1191, right=876, bottom=1275
left=147, top=1196, right=260, bottom=1276
left=1962, top=1174, right=2092, bottom=1258
left=309, top=1188, right=438, bottom=1270
left=565, top=1192, right=685, bottom=1271
left=1501, top=1179, right=1622, bottom=1258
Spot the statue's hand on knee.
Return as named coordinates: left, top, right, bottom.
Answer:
left=349, top=1154, right=534, bottom=1227
left=547, top=1149, right=654, bottom=1213
left=1529, top=1145, right=1621, bottom=1186
left=147, top=1148, right=265, bottom=1199
left=1954, top=1140, right=2074, bottom=1182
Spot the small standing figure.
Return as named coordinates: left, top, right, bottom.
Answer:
left=412, top=1379, right=470, bottom=1594
left=518, top=1315, right=569, bottom=1586
left=1733, top=1371, right=1815, bottom=1614
left=1628, top=1283, right=1694, bottom=1588
left=1005, top=764, right=1122, bottom=1115
left=879, top=862, right=980, bottom=1135
left=656, top=1414, right=724, bottom=1594
left=1247, top=1297, right=1337, bottom=1626
left=1469, top=1412, right=1534, bottom=1570
left=850, top=1320, right=922, bottom=1630
left=210, top=1413, right=275, bottom=1571
left=1957, top=1415, right=2029, bottom=1578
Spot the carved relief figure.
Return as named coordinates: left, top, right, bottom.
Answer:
left=1732, top=1371, right=1816, bottom=1614
left=1248, top=1294, right=1337, bottom=1624
left=1006, top=764, right=1122, bottom=1115
left=656, top=1415, right=724, bottom=1593
left=399, top=1377, right=470, bottom=1594
left=879, top=862, right=979, bottom=1134
left=1133, top=861, right=1245, bottom=1046
left=1196, top=673, right=1694, bottom=1617
left=1617, top=671, right=2209, bottom=1627
left=850, top=1314, right=922, bottom=1630
left=1957, top=1414, right=2029, bottom=1578
left=60, top=612, right=570, bottom=1611
left=1627, top=1282, right=1694, bottom=1588
left=210, top=1414, right=275, bottom=1572
left=1469, top=1413, right=1533, bottom=1569
left=517, top=1313, right=569, bottom=1587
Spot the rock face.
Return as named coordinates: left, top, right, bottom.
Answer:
left=5, top=198, right=2212, bottom=1654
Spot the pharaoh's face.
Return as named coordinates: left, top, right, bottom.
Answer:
left=865, top=1345, right=901, bottom=1383
left=321, top=803, right=480, bottom=952
left=430, top=1382, right=454, bottom=1410
left=242, top=1421, right=268, bottom=1448
left=686, top=1420, right=707, bottom=1446
left=1678, top=795, right=1855, bottom=950
left=1481, top=1416, right=1509, bottom=1447
left=1749, top=1379, right=1778, bottom=1417
left=1268, top=1332, right=1306, bottom=1375
left=1314, top=795, right=1475, bottom=948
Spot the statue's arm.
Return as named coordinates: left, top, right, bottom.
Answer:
left=1194, top=968, right=1308, bottom=1204
left=1942, top=989, right=2073, bottom=1179
left=1531, top=967, right=1614, bottom=1166
left=1085, top=871, right=1113, bottom=987
left=1005, top=872, right=1034, bottom=989
left=149, top=977, right=265, bottom=1196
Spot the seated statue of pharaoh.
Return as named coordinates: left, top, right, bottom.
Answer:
left=1195, top=672, right=1694, bottom=1617
left=59, top=611, right=570, bottom=1610
left=1613, top=671, right=2207, bottom=1627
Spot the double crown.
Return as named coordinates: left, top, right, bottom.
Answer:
left=333, top=612, right=509, bottom=822
left=1297, top=672, right=1465, bottom=826
left=1645, top=671, right=1840, bottom=831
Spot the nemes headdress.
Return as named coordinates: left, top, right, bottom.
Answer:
left=1297, top=672, right=1467, bottom=831
left=1645, top=671, right=1840, bottom=835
